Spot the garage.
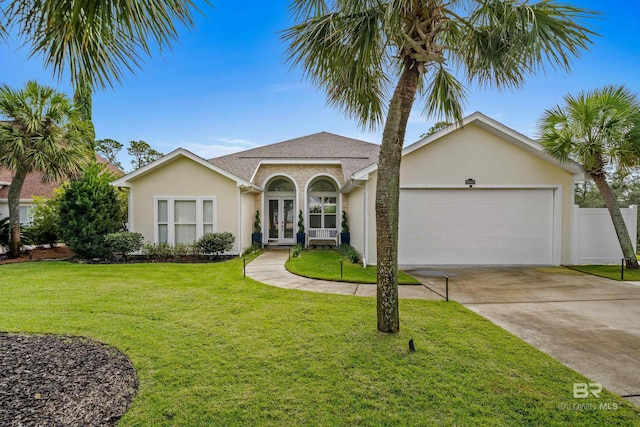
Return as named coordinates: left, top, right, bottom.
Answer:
left=398, top=188, right=556, bottom=265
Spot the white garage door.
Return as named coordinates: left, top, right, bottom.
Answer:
left=398, top=189, right=555, bottom=265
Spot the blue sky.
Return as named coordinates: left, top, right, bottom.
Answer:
left=2, top=0, right=639, bottom=170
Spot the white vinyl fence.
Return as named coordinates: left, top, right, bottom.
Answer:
left=573, top=205, right=637, bottom=264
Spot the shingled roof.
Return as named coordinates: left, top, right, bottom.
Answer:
left=0, top=154, right=123, bottom=200
left=209, top=132, right=379, bottom=182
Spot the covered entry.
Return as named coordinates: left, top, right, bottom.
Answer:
left=265, top=177, right=296, bottom=244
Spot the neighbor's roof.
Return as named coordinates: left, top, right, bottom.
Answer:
left=0, top=154, right=123, bottom=200
left=209, top=132, right=380, bottom=182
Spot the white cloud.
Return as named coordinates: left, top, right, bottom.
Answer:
left=209, top=136, right=259, bottom=147
left=180, top=136, right=260, bottom=159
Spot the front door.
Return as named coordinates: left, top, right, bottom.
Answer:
left=268, top=197, right=295, bottom=244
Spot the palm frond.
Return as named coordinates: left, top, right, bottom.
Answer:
left=283, top=2, right=391, bottom=129
left=539, top=85, right=640, bottom=174
left=3, top=0, right=206, bottom=90
left=0, top=81, right=93, bottom=180
left=422, top=66, right=466, bottom=123
left=451, top=0, right=598, bottom=90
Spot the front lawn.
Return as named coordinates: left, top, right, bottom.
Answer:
left=286, top=249, right=421, bottom=284
left=0, top=260, right=637, bottom=425
left=568, top=264, right=640, bottom=281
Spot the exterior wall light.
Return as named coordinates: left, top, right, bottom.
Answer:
left=465, top=178, right=476, bottom=188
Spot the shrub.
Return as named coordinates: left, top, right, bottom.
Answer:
left=0, top=216, right=10, bottom=250
left=298, top=210, right=304, bottom=233
left=28, top=193, right=63, bottom=247
left=58, top=164, right=122, bottom=259
left=141, top=242, right=174, bottom=259
left=254, top=210, right=261, bottom=233
left=341, top=210, right=349, bottom=233
left=242, top=243, right=262, bottom=257
left=174, top=242, right=199, bottom=257
left=340, top=244, right=361, bottom=264
left=292, top=244, right=304, bottom=258
left=105, top=232, right=144, bottom=259
left=197, top=232, right=235, bottom=258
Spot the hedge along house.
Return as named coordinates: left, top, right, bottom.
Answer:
left=114, top=112, right=607, bottom=265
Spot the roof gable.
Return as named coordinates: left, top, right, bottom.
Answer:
left=112, top=148, right=252, bottom=188
left=345, top=112, right=584, bottom=184
left=402, top=112, right=584, bottom=176
left=209, top=132, right=379, bottom=182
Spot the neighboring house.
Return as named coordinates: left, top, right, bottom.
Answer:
left=115, top=112, right=618, bottom=266
left=0, top=155, right=122, bottom=225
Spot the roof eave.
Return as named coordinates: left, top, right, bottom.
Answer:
left=112, top=148, right=251, bottom=188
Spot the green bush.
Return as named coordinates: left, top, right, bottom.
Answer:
left=58, top=164, right=122, bottom=259
left=0, top=216, right=10, bottom=250
left=340, top=244, right=361, bottom=263
left=197, top=232, right=235, bottom=258
left=292, top=244, right=304, bottom=258
left=174, top=242, right=199, bottom=257
left=141, top=242, right=174, bottom=258
left=105, top=232, right=144, bottom=259
left=28, top=193, right=62, bottom=247
left=242, top=242, right=262, bottom=257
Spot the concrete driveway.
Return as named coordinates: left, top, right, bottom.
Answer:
left=403, top=266, right=640, bottom=406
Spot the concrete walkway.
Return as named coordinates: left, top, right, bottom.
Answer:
left=245, top=249, right=441, bottom=299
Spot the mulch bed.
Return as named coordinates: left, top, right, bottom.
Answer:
left=0, top=247, right=73, bottom=265
left=0, top=247, right=235, bottom=265
left=0, top=333, right=138, bottom=426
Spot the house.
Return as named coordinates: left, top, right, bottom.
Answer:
left=0, top=155, right=122, bottom=225
left=114, top=112, right=618, bottom=266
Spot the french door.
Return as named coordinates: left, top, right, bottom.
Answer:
left=267, top=197, right=295, bottom=244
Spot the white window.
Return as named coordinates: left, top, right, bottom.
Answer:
left=154, top=197, right=217, bottom=245
left=19, top=206, right=33, bottom=225
left=308, top=179, right=338, bottom=229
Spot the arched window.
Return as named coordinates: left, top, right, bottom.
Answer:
left=268, top=179, right=295, bottom=192
left=308, top=178, right=338, bottom=229
left=310, top=179, right=336, bottom=192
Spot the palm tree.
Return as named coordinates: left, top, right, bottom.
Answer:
left=0, top=81, right=93, bottom=258
left=284, top=0, right=596, bottom=332
left=539, top=85, right=640, bottom=269
left=2, top=0, right=204, bottom=126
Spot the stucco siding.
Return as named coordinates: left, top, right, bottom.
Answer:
left=347, top=186, right=364, bottom=256
left=241, top=190, right=255, bottom=251
left=401, top=124, right=573, bottom=187
left=365, top=124, right=575, bottom=265
left=129, top=156, right=240, bottom=249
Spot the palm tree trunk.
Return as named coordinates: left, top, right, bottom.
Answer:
left=73, top=80, right=96, bottom=151
left=376, top=62, right=421, bottom=333
left=7, top=169, right=27, bottom=259
left=591, top=173, right=639, bottom=269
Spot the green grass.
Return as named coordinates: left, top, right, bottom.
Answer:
left=286, top=249, right=421, bottom=284
left=1, top=260, right=638, bottom=426
left=568, top=264, right=640, bottom=281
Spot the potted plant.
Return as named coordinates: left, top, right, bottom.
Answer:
left=252, top=210, right=262, bottom=246
left=296, top=210, right=306, bottom=245
left=340, top=210, right=350, bottom=245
